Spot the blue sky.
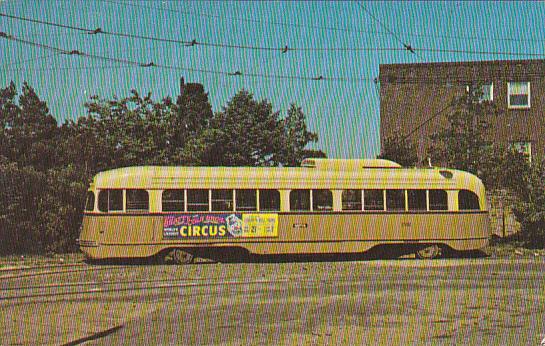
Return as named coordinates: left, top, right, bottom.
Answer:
left=1, top=1, right=544, bottom=158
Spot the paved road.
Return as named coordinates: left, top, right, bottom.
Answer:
left=1, top=257, right=545, bottom=345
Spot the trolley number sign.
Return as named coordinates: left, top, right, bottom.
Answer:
left=163, top=213, right=278, bottom=239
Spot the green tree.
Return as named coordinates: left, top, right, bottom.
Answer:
left=0, top=159, right=46, bottom=254
left=1, top=82, right=59, bottom=171
left=200, top=90, right=324, bottom=166
left=0, top=82, right=18, bottom=159
left=277, top=104, right=324, bottom=166
left=377, top=131, right=419, bottom=167
left=426, top=83, right=545, bottom=246
left=477, top=144, right=531, bottom=193
left=58, top=116, right=108, bottom=177
left=166, top=81, right=214, bottom=164
left=203, top=90, right=284, bottom=166
left=38, top=165, right=88, bottom=253
left=512, top=161, right=545, bottom=248
left=79, top=85, right=214, bottom=168
left=83, top=90, right=174, bottom=168
left=429, top=84, right=497, bottom=175
left=427, top=84, right=534, bottom=191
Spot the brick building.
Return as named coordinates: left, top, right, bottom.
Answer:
left=379, top=59, right=545, bottom=163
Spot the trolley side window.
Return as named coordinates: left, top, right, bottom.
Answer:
left=459, top=190, right=480, bottom=210
left=313, top=189, right=333, bottom=211
left=187, top=189, right=209, bottom=211
left=429, top=190, right=448, bottom=210
left=85, top=191, right=95, bottom=212
left=290, top=189, right=311, bottom=211
left=386, top=189, right=405, bottom=211
left=98, top=189, right=123, bottom=212
left=259, top=189, right=280, bottom=211
left=212, top=189, right=233, bottom=211
left=126, top=189, right=149, bottom=212
left=342, top=189, right=362, bottom=211
left=162, top=189, right=184, bottom=212
left=236, top=189, right=257, bottom=211
left=364, top=189, right=384, bottom=211
left=407, top=190, right=427, bottom=211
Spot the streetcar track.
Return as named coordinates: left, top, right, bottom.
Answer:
left=0, top=265, right=134, bottom=280
left=0, top=277, right=211, bottom=292
left=0, top=278, right=290, bottom=301
left=0, top=262, right=87, bottom=273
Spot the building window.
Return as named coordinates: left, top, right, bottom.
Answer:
left=509, top=141, right=532, bottom=162
left=467, top=83, right=493, bottom=102
left=508, top=82, right=530, bottom=109
left=259, top=189, right=280, bottom=211
left=480, top=83, right=493, bottom=102
left=126, top=189, right=149, bottom=212
left=162, top=189, right=184, bottom=212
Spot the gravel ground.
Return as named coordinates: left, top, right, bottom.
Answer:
left=1, top=248, right=545, bottom=345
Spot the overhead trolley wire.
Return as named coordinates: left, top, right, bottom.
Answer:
left=100, top=0, right=388, bottom=37
left=402, top=103, right=453, bottom=140
left=409, top=32, right=545, bottom=44
left=103, top=0, right=544, bottom=45
left=2, top=52, right=60, bottom=68
left=355, top=2, right=421, bottom=60
left=0, top=12, right=406, bottom=53
left=2, top=12, right=544, bottom=58
left=4, top=65, right=133, bottom=72
left=0, top=31, right=372, bottom=82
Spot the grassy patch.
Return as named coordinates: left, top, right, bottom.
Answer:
left=484, top=242, right=545, bottom=258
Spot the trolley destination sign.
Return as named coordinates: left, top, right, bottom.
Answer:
left=163, top=213, right=279, bottom=239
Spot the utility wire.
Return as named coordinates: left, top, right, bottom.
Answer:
left=103, top=0, right=544, bottom=45
left=355, top=2, right=422, bottom=60
left=4, top=65, right=132, bottom=72
left=100, top=0, right=388, bottom=37
left=2, top=12, right=544, bottom=58
left=2, top=52, right=59, bottom=68
left=0, top=12, right=406, bottom=53
left=2, top=32, right=542, bottom=83
left=0, top=31, right=373, bottom=82
left=355, top=2, right=410, bottom=50
left=409, top=32, right=545, bottom=44
left=402, top=103, right=453, bottom=140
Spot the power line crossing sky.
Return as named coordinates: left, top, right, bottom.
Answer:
left=1, top=0, right=544, bottom=158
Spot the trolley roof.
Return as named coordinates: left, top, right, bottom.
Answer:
left=89, top=160, right=485, bottom=193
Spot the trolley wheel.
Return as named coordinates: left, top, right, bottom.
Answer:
left=416, top=245, right=442, bottom=259
left=170, top=248, right=195, bottom=264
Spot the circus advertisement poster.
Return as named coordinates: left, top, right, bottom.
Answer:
left=163, top=213, right=278, bottom=239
